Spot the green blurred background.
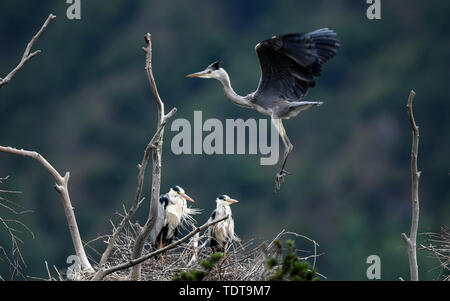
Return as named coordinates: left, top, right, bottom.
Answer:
left=0, top=0, right=448, bottom=280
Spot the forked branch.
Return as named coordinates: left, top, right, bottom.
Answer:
left=124, top=33, right=177, bottom=280
left=0, top=146, right=94, bottom=272
left=0, top=13, right=94, bottom=274
left=0, top=14, right=56, bottom=90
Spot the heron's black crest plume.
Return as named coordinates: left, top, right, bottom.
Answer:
left=172, top=185, right=181, bottom=192
left=218, top=195, right=226, bottom=200
left=209, top=60, right=221, bottom=70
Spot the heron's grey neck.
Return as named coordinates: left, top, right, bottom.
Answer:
left=218, top=71, right=253, bottom=109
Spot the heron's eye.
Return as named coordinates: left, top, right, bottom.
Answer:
left=207, top=70, right=212, bottom=74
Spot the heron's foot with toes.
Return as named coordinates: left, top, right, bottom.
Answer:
left=274, top=169, right=291, bottom=192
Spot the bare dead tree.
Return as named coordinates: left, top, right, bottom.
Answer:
left=0, top=14, right=95, bottom=273
left=0, top=14, right=55, bottom=90
left=119, top=33, right=177, bottom=281
left=401, top=90, right=420, bottom=281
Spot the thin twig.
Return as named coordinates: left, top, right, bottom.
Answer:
left=45, top=261, right=52, bottom=281
left=0, top=14, right=56, bottom=90
left=282, top=231, right=320, bottom=270
left=419, top=225, right=450, bottom=281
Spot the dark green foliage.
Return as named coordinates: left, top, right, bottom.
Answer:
left=173, top=252, right=223, bottom=281
left=266, top=240, right=319, bottom=281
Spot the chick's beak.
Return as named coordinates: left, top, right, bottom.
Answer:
left=181, top=192, right=195, bottom=203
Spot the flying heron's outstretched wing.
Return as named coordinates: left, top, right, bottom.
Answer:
left=254, top=28, right=340, bottom=102
left=149, top=194, right=169, bottom=245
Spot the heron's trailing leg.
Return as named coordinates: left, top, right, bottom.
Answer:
left=272, top=118, right=293, bottom=191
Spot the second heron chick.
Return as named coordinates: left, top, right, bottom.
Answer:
left=207, top=195, right=240, bottom=256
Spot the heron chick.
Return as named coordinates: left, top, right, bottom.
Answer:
left=149, top=185, right=200, bottom=262
left=207, top=195, right=240, bottom=257
left=187, top=28, right=340, bottom=191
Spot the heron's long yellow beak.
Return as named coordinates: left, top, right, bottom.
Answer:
left=181, top=192, right=195, bottom=203
left=227, top=199, right=239, bottom=204
left=186, top=70, right=208, bottom=78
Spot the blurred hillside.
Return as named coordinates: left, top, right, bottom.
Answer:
left=0, top=0, right=449, bottom=280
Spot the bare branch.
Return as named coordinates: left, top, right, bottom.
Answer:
left=91, top=215, right=229, bottom=281
left=0, top=14, right=56, bottom=90
left=282, top=231, right=320, bottom=270
left=401, top=90, right=420, bottom=281
left=248, top=229, right=323, bottom=280
left=0, top=146, right=94, bottom=272
left=128, top=33, right=177, bottom=280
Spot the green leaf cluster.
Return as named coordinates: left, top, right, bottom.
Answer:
left=266, top=239, right=319, bottom=281
left=173, top=252, right=223, bottom=281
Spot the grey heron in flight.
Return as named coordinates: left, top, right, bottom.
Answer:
left=149, top=185, right=200, bottom=262
left=207, top=195, right=240, bottom=257
left=187, top=28, right=340, bottom=191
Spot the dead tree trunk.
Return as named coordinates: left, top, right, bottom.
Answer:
left=129, top=33, right=177, bottom=281
left=401, top=90, right=420, bottom=281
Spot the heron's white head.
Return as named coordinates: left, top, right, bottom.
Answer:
left=167, top=185, right=200, bottom=228
left=169, top=185, right=195, bottom=204
left=186, top=61, right=229, bottom=83
left=216, top=194, right=239, bottom=207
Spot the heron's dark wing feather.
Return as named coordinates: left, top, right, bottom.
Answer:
left=207, top=210, right=217, bottom=236
left=207, top=209, right=224, bottom=252
left=149, top=194, right=169, bottom=245
left=254, top=28, right=339, bottom=102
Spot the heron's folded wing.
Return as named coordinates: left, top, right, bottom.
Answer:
left=149, top=194, right=169, bottom=244
left=206, top=209, right=217, bottom=237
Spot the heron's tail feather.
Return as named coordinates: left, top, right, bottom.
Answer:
left=286, top=101, right=323, bottom=118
